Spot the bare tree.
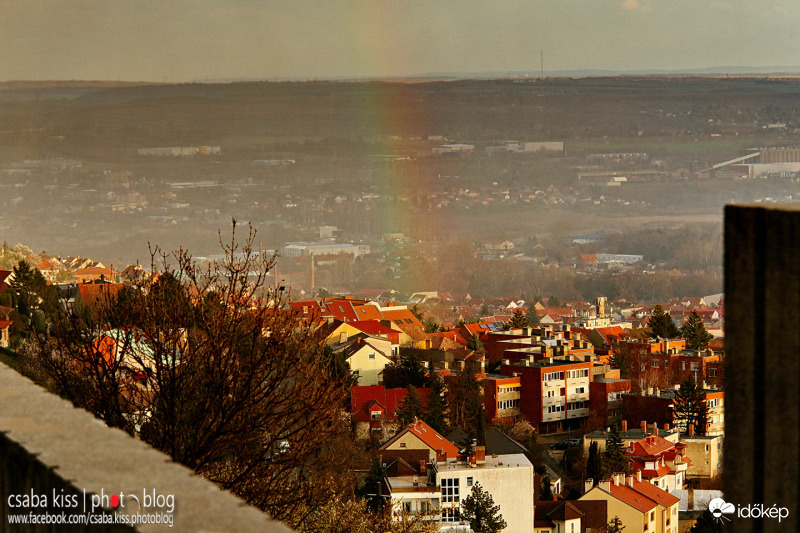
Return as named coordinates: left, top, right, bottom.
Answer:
left=28, top=222, right=355, bottom=527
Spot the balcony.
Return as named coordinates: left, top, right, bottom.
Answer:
left=542, top=411, right=566, bottom=422
left=567, top=408, right=590, bottom=418
left=542, top=396, right=563, bottom=407
left=567, top=393, right=589, bottom=402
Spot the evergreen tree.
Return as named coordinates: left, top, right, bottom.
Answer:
left=382, top=353, right=428, bottom=388
left=461, top=482, right=507, bottom=532
left=467, top=334, right=485, bottom=353
left=10, top=260, right=46, bottom=318
left=648, top=305, right=679, bottom=339
left=681, top=310, right=712, bottom=350
left=607, top=516, right=626, bottom=533
left=360, top=459, right=389, bottom=513
left=673, top=380, right=709, bottom=435
left=396, top=385, right=426, bottom=426
left=508, top=309, right=529, bottom=329
left=540, top=475, right=553, bottom=501
left=422, top=317, right=442, bottom=333
left=586, top=440, right=602, bottom=486
left=603, top=424, right=629, bottom=475
left=423, top=371, right=449, bottom=434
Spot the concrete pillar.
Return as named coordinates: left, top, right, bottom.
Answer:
left=724, top=204, right=800, bottom=532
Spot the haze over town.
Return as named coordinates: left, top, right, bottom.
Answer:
left=1, top=2, right=798, bottom=533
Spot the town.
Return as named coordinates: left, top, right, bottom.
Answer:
left=1, top=236, right=726, bottom=532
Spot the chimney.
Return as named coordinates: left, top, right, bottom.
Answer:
left=635, top=470, right=642, bottom=482
left=626, top=475, right=635, bottom=488
left=641, top=420, right=647, bottom=433
left=584, top=479, right=594, bottom=493
left=612, top=473, right=625, bottom=486
left=475, top=446, right=486, bottom=464
left=621, top=420, right=628, bottom=432
left=664, top=423, right=670, bottom=430
left=598, top=480, right=611, bottom=492
left=688, top=423, right=695, bottom=436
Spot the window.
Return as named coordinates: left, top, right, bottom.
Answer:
left=652, top=360, right=660, bottom=368
left=441, top=507, right=461, bottom=522
left=369, top=353, right=375, bottom=359
left=467, top=477, right=473, bottom=487
left=690, top=362, right=699, bottom=371
left=399, top=442, right=406, bottom=448
left=340, top=332, right=348, bottom=343
left=709, top=368, right=717, bottom=377
left=442, top=478, right=460, bottom=503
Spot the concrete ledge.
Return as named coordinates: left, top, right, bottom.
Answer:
left=0, top=361, right=293, bottom=532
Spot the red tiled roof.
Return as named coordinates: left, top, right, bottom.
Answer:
left=606, top=482, right=658, bottom=513
left=631, top=460, right=672, bottom=478
left=78, top=283, right=125, bottom=309
left=350, top=320, right=401, bottom=338
left=379, top=419, right=459, bottom=459
left=0, top=320, right=12, bottom=329
left=322, top=299, right=360, bottom=322
left=353, top=304, right=385, bottom=321
left=629, top=478, right=680, bottom=507
left=380, top=308, right=425, bottom=328
left=428, top=330, right=468, bottom=346
left=627, top=435, right=675, bottom=457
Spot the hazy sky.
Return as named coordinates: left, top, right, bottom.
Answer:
left=2, top=0, right=800, bottom=82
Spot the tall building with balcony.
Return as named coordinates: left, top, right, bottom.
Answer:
left=499, top=357, right=593, bottom=434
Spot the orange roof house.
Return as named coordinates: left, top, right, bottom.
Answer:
left=379, top=419, right=460, bottom=462
left=74, top=267, right=120, bottom=284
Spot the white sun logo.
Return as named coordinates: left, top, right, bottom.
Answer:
left=708, top=498, right=735, bottom=523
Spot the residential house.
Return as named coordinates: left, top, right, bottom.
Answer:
left=534, top=500, right=608, bottom=533
left=379, top=306, right=431, bottom=348
left=626, top=435, right=690, bottom=492
left=379, top=419, right=460, bottom=463
left=580, top=472, right=680, bottom=533
left=679, top=433, right=723, bottom=480
left=74, top=267, right=120, bottom=284
left=330, top=336, right=392, bottom=386
left=350, top=385, right=430, bottom=438
left=37, top=259, right=63, bottom=283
